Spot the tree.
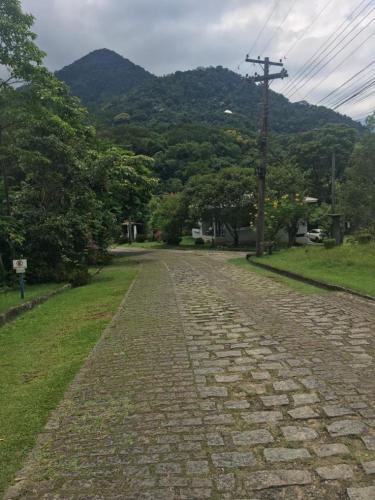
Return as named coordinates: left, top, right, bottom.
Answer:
left=150, top=193, right=186, bottom=245
left=340, top=122, right=375, bottom=234
left=0, top=0, right=45, bottom=89
left=265, top=162, right=311, bottom=245
left=184, top=167, right=256, bottom=247
left=0, top=0, right=46, bottom=270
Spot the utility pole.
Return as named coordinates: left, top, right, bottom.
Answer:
left=246, top=56, right=288, bottom=256
left=331, top=150, right=336, bottom=213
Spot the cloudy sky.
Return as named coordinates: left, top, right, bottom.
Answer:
left=22, top=0, right=375, bottom=120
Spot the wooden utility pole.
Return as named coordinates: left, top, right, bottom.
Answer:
left=331, top=150, right=336, bottom=213
left=246, top=56, right=288, bottom=256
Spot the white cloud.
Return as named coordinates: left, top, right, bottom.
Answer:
left=21, top=0, right=375, bottom=118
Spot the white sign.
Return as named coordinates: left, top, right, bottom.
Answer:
left=13, top=259, right=27, bottom=273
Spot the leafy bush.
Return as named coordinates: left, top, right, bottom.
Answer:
left=195, top=237, right=205, bottom=245
left=324, top=238, right=336, bottom=249
left=68, top=268, right=91, bottom=288
left=355, top=231, right=372, bottom=245
left=150, top=194, right=185, bottom=246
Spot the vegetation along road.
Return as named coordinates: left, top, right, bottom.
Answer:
left=5, top=248, right=375, bottom=499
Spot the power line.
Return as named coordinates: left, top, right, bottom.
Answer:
left=300, top=27, right=375, bottom=101
left=248, top=0, right=281, bottom=57
left=316, top=60, right=375, bottom=105
left=260, top=0, right=298, bottom=55
left=235, top=0, right=281, bottom=72
left=283, top=0, right=373, bottom=93
left=324, top=67, right=375, bottom=107
left=332, top=77, right=375, bottom=109
left=282, top=0, right=336, bottom=58
left=338, top=85, right=375, bottom=109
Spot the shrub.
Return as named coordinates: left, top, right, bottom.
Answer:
left=195, top=237, right=205, bottom=245
left=356, top=231, right=372, bottom=245
left=324, top=238, right=336, bottom=249
left=68, top=268, right=91, bottom=288
left=136, top=234, right=147, bottom=243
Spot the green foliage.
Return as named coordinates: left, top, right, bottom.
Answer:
left=255, top=244, right=375, bottom=297
left=353, top=231, right=373, bottom=245
left=150, top=193, right=185, bottom=245
left=286, top=124, right=358, bottom=201
left=68, top=268, right=91, bottom=288
left=0, top=8, right=156, bottom=284
left=0, top=0, right=45, bottom=88
left=56, top=49, right=154, bottom=107
left=323, top=238, right=336, bottom=249
left=340, top=125, right=375, bottom=234
left=265, top=163, right=310, bottom=245
left=184, top=167, right=256, bottom=247
left=88, top=63, right=361, bottom=133
left=0, top=256, right=137, bottom=495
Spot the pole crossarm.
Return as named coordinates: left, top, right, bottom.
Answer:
left=246, top=57, right=284, bottom=67
left=250, top=69, right=288, bottom=83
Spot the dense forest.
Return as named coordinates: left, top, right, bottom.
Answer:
left=58, top=49, right=361, bottom=134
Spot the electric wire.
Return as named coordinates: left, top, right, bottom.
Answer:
left=316, top=60, right=375, bottom=105
left=260, top=0, right=298, bottom=55
left=284, top=0, right=374, bottom=96
left=236, top=0, right=281, bottom=72
left=247, top=0, right=281, bottom=57
left=331, top=77, right=375, bottom=109
left=282, top=0, right=336, bottom=58
left=300, top=28, right=375, bottom=101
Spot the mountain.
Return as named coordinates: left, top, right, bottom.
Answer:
left=55, top=48, right=155, bottom=106
left=56, top=49, right=361, bottom=134
left=102, top=66, right=360, bottom=133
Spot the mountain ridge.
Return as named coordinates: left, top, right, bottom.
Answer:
left=55, top=49, right=362, bottom=133
left=55, top=48, right=155, bottom=106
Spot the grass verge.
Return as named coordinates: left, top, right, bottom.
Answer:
left=0, top=283, right=63, bottom=315
left=229, top=257, right=325, bottom=295
left=252, top=243, right=375, bottom=297
left=0, top=256, right=138, bottom=495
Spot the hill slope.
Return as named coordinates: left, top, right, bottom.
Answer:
left=55, top=48, right=155, bottom=106
left=56, top=50, right=361, bottom=133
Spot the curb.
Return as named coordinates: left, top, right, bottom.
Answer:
left=0, top=284, right=72, bottom=327
left=247, top=257, right=375, bottom=302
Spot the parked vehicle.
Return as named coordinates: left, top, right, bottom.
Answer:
left=306, top=228, right=326, bottom=242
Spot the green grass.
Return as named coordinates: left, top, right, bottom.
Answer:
left=252, top=243, right=375, bottom=297
left=0, top=283, right=63, bottom=314
left=229, top=257, right=325, bottom=295
left=0, top=256, right=138, bottom=495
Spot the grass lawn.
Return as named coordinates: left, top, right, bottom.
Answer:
left=0, top=256, right=138, bottom=495
left=0, top=283, right=63, bottom=314
left=229, top=257, right=325, bottom=295
left=252, top=243, right=375, bottom=297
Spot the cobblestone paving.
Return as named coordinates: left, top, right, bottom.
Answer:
left=5, top=250, right=375, bottom=499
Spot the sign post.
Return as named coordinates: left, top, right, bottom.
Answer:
left=12, top=259, right=27, bottom=299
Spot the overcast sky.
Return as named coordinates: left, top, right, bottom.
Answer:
left=21, top=0, right=375, bottom=120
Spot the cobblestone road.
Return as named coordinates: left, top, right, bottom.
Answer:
left=6, top=249, right=375, bottom=499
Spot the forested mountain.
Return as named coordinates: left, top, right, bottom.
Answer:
left=56, top=49, right=361, bottom=133
left=55, top=48, right=155, bottom=106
